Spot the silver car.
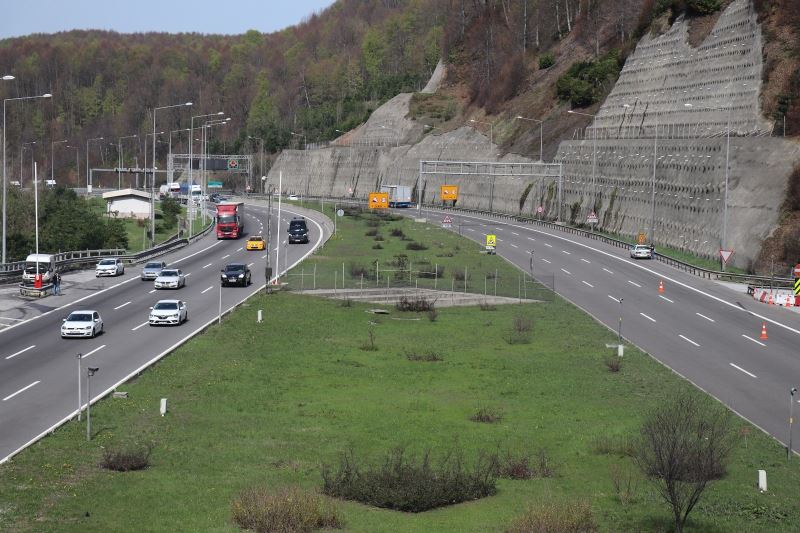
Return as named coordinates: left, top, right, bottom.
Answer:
left=630, top=244, right=653, bottom=259
left=141, top=261, right=167, bottom=281
left=149, top=299, right=188, bottom=326
left=61, top=310, right=104, bottom=338
left=154, top=269, right=186, bottom=289
left=96, top=258, right=125, bottom=277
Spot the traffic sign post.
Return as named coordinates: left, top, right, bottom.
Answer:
left=587, top=211, right=598, bottom=232
left=442, top=215, right=453, bottom=229
left=719, top=249, right=734, bottom=265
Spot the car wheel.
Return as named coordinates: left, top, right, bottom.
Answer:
left=91, top=327, right=96, bottom=338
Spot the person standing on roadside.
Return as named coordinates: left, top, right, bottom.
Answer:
left=53, top=271, right=61, bottom=295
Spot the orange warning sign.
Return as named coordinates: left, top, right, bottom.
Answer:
left=368, top=192, right=389, bottom=209
left=440, top=185, right=459, bottom=201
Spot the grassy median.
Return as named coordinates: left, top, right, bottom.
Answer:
left=1, top=206, right=799, bottom=532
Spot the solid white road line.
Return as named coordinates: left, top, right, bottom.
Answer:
left=261, top=254, right=268, bottom=259
left=3, top=381, right=40, bottom=401
left=627, top=280, right=642, bottom=288
left=659, top=295, right=674, bottom=303
left=730, top=363, right=757, bottom=378
left=679, top=334, right=699, bottom=347
left=222, top=254, right=230, bottom=259
left=742, top=334, right=766, bottom=347
left=201, top=286, right=213, bottom=294
left=561, top=268, right=571, bottom=275
left=5, top=345, right=35, bottom=360
left=582, top=280, right=594, bottom=288
left=608, top=295, right=620, bottom=303
left=114, top=301, right=131, bottom=310
left=639, top=312, right=656, bottom=323
left=131, top=321, right=149, bottom=331
left=695, top=312, right=715, bottom=322
left=541, top=258, right=551, bottom=264
left=202, top=263, right=213, bottom=269
left=247, top=263, right=254, bottom=267
left=81, top=344, right=106, bottom=359
left=581, top=258, right=591, bottom=263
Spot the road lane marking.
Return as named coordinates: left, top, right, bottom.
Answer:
left=510, top=244, right=518, bottom=248
left=562, top=250, right=571, bottom=255
left=696, top=312, right=715, bottom=322
left=148, top=289, right=157, bottom=294
left=261, top=254, right=268, bottom=259
left=201, top=286, right=214, bottom=294
left=527, top=237, right=535, bottom=241
left=561, top=268, right=571, bottom=275
left=679, top=334, right=699, bottom=347
left=541, top=259, right=551, bottom=264
left=202, top=263, right=213, bottom=268
left=81, top=345, right=106, bottom=359
left=114, top=301, right=131, bottom=310
left=5, top=345, right=35, bottom=360
left=467, top=228, right=475, bottom=232
left=3, top=381, right=40, bottom=401
left=131, top=321, right=149, bottom=331
left=247, top=263, right=254, bottom=267
left=0, top=317, right=23, bottom=322
left=222, top=254, right=230, bottom=259
left=184, top=273, right=192, bottom=277
left=582, top=281, right=594, bottom=288
left=544, top=243, right=552, bottom=248
left=730, top=363, right=757, bottom=378
left=511, top=232, right=519, bottom=236
left=603, top=267, right=613, bottom=274
left=608, top=295, right=620, bottom=303
left=639, top=312, right=656, bottom=323
left=627, top=280, right=642, bottom=288
left=581, top=258, right=591, bottom=263
left=742, top=334, right=766, bottom=347
left=659, top=295, right=674, bottom=303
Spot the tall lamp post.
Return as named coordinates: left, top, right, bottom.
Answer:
left=117, top=134, right=138, bottom=189
left=684, top=102, right=732, bottom=270
left=515, top=115, right=544, bottom=161
left=86, top=366, right=98, bottom=441
left=190, top=111, right=224, bottom=197
left=790, top=387, right=797, bottom=461
left=50, top=139, right=68, bottom=184
left=85, top=136, right=104, bottom=193
left=168, top=128, right=190, bottom=185
left=21, top=141, right=36, bottom=187
left=151, top=101, right=192, bottom=246
left=567, top=109, right=598, bottom=232
left=3, top=90, right=51, bottom=263
left=199, top=118, right=230, bottom=228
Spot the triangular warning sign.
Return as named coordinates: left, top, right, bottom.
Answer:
left=719, top=249, right=734, bottom=264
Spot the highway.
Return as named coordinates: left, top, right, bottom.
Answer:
left=418, top=208, right=800, bottom=448
left=0, top=200, right=331, bottom=463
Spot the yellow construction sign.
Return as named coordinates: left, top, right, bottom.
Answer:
left=441, top=185, right=459, bottom=201
left=368, top=192, right=389, bottom=209
left=486, top=234, right=496, bottom=247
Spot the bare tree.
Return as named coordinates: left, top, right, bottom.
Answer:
left=634, top=393, right=735, bottom=533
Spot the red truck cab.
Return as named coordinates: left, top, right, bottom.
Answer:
left=216, top=201, right=244, bottom=239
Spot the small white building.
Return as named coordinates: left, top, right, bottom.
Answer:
left=102, top=189, right=152, bottom=219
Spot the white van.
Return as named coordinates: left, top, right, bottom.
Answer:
left=190, top=184, right=203, bottom=204
left=22, top=254, right=56, bottom=283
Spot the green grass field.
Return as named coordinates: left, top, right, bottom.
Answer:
left=1, top=206, right=799, bottom=532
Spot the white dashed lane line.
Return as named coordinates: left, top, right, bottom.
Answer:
left=608, top=295, right=621, bottom=303
left=679, top=334, right=699, bottom=347
left=202, top=263, right=213, bottom=269
left=201, top=286, right=213, bottom=294
left=658, top=295, right=674, bottom=303
left=510, top=244, right=518, bottom=248
left=562, top=250, right=571, bottom=255
left=5, top=345, right=35, bottom=360
left=581, top=258, right=591, bottom=264
left=148, top=289, right=157, bottom=294
left=603, top=267, right=613, bottom=274
left=222, top=254, right=230, bottom=260
left=81, top=345, right=106, bottom=359
left=247, top=263, right=254, bottom=267
left=511, top=232, right=519, bottom=236
left=581, top=281, right=594, bottom=288
left=696, top=312, right=715, bottom=322
left=561, top=268, right=571, bottom=275
left=544, top=243, right=553, bottom=248
left=131, top=321, right=149, bottom=331
left=2, top=381, right=40, bottom=402
left=527, top=237, right=535, bottom=241
left=541, top=259, right=551, bottom=264
left=730, top=363, right=757, bottom=378
left=639, top=312, right=656, bottom=323
left=114, top=301, right=131, bottom=310
left=742, top=334, right=766, bottom=347
left=261, top=254, right=268, bottom=259
left=627, top=280, right=641, bottom=288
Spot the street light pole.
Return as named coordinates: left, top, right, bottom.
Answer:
left=117, top=134, right=138, bottom=189
left=86, top=366, right=98, bottom=441
left=85, top=136, right=104, bottom=192
left=249, top=135, right=264, bottom=193
left=790, top=387, right=797, bottom=461
left=152, top=101, right=192, bottom=246
left=21, top=141, right=36, bottom=187
left=51, top=139, right=67, bottom=184
left=567, top=109, right=598, bottom=232
left=3, top=90, right=51, bottom=263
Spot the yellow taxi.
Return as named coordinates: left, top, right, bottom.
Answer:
left=246, top=235, right=266, bottom=251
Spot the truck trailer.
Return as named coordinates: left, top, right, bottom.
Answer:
left=379, top=185, right=413, bottom=208
left=215, top=202, right=245, bottom=239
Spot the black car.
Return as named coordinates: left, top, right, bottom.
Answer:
left=288, top=217, right=309, bottom=244
left=220, top=263, right=251, bottom=287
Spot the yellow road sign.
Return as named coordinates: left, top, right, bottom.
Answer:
left=441, top=185, right=459, bottom=201
left=486, top=234, right=496, bottom=247
left=368, top=192, right=389, bottom=209
left=794, top=278, right=800, bottom=296
left=637, top=232, right=647, bottom=245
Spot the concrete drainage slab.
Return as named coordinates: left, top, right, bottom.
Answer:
left=296, top=287, right=539, bottom=308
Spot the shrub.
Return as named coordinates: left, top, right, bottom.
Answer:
left=360, top=326, right=378, bottom=351
left=557, top=51, right=622, bottom=108
left=609, top=463, right=640, bottom=506
left=506, top=315, right=534, bottom=344
left=231, top=486, right=341, bottom=533
left=372, top=243, right=383, bottom=250
left=349, top=263, right=370, bottom=278
left=100, top=443, right=153, bottom=472
left=405, top=350, right=443, bottom=362
left=365, top=218, right=381, bottom=228
left=406, top=241, right=428, bottom=250
left=365, top=229, right=379, bottom=237
left=396, top=296, right=435, bottom=312
left=605, top=356, right=623, bottom=372
left=373, top=234, right=384, bottom=242
left=427, top=308, right=438, bottom=322
left=507, top=500, right=598, bottom=533
left=493, top=449, right=555, bottom=480
left=687, top=0, right=720, bottom=15
left=321, top=448, right=497, bottom=512
left=417, top=263, right=444, bottom=279
left=479, top=301, right=497, bottom=311
left=539, top=52, right=555, bottom=69
left=340, top=297, right=353, bottom=308
left=390, top=227, right=405, bottom=238
left=453, top=269, right=469, bottom=282
left=470, top=406, right=504, bottom=424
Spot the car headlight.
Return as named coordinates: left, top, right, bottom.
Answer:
left=238, top=273, right=244, bottom=278
left=84, top=325, right=93, bottom=330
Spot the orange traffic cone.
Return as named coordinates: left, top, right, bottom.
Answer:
left=768, top=292, right=774, bottom=305
left=786, top=295, right=793, bottom=308
left=759, top=322, right=768, bottom=340
left=658, top=280, right=665, bottom=294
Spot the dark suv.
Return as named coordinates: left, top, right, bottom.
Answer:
left=220, top=263, right=251, bottom=287
left=288, top=217, right=309, bottom=244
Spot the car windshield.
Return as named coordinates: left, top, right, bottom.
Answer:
left=249, top=237, right=262, bottom=242
left=98, top=259, right=116, bottom=265
left=218, top=215, right=236, bottom=224
left=153, top=302, right=178, bottom=310
left=68, top=313, right=93, bottom=322
left=160, top=270, right=178, bottom=277
left=225, top=265, right=245, bottom=272
left=145, top=262, right=163, bottom=269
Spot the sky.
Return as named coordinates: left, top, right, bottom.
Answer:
left=0, top=0, right=337, bottom=39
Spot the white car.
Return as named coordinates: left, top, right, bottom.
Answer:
left=287, top=194, right=299, bottom=201
left=96, top=258, right=125, bottom=277
left=61, top=310, right=104, bottom=338
left=154, top=269, right=186, bottom=289
left=149, top=299, right=188, bottom=326
left=630, top=244, right=654, bottom=259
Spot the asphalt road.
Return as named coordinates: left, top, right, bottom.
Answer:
left=417, top=208, right=800, bottom=449
left=0, top=200, right=331, bottom=463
